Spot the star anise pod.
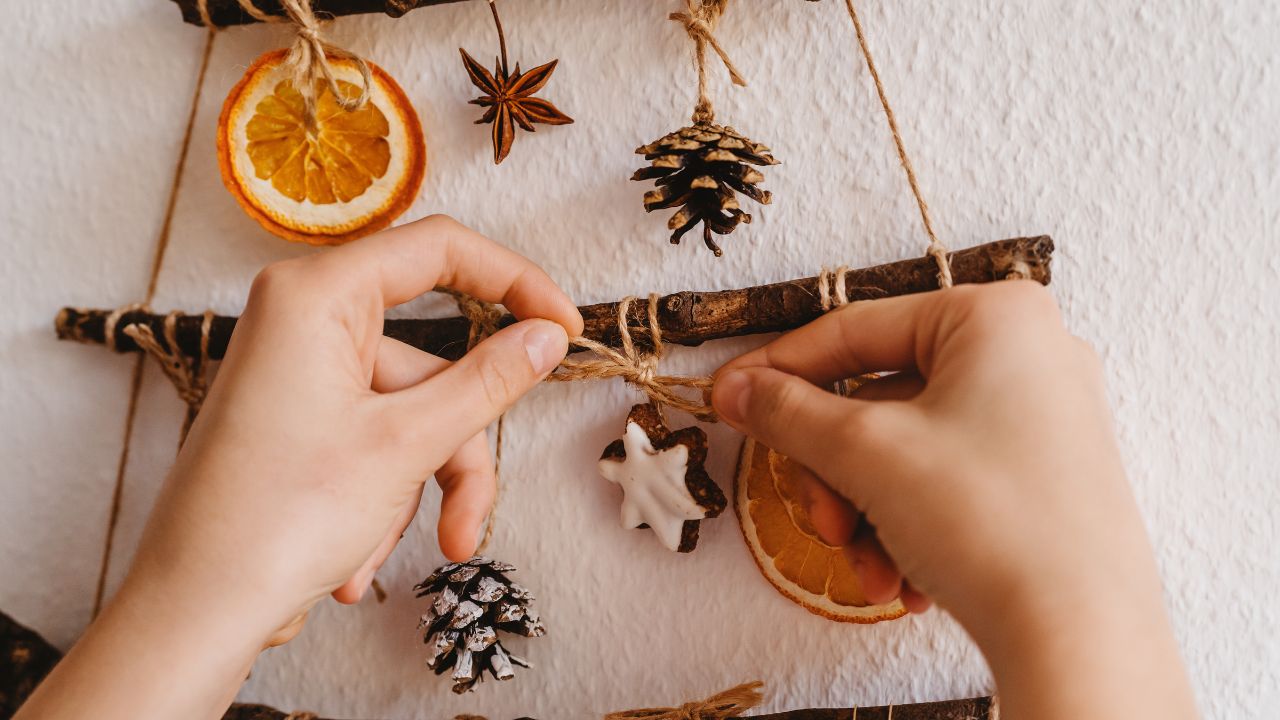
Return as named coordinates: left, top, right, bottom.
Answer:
left=460, top=2, right=572, bottom=165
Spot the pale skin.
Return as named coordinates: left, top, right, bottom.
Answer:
left=16, top=217, right=1196, bottom=720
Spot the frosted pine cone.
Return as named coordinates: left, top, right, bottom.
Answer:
left=415, top=556, right=546, bottom=694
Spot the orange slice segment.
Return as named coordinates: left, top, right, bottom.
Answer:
left=734, top=437, right=907, bottom=623
left=217, top=50, right=426, bottom=245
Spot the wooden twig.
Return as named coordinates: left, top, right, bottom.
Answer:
left=219, top=697, right=997, bottom=720
left=171, top=0, right=467, bottom=26
left=54, top=236, right=1052, bottom=363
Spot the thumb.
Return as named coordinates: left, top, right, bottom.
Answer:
left=386, top=318, right=568, bottom=459
left=712, top=367, right=893, bottom=497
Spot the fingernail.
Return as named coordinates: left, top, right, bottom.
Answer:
left=714, top=370, right=751, bottom=424
left=523, top=323, right=566, bottom=375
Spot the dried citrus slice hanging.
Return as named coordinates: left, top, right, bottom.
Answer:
left=217, top=50, right=426, bottom=245
left=735, top=437, right=907, bottom=623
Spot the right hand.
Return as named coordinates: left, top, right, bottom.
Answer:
left=711, top=281, right=1196, bottom=720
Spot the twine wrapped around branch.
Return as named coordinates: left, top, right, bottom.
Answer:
left=197, top=0, right=372, bottom=126
left=605, top=680, right=765, bottom=720
left=122, top=311, right=215, bottom=445
left=551, top=294, right=716, bottom=423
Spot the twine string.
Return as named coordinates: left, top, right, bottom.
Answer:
left=123, top=311, right=216, bottom=446
left=196, top=0, right=372, bottom=126
left=605, top=680, right=764, bottom=720
left=842, top=0, right=953, bottom=289
left=91, top=27, right=218, bottom=619
left=552, top=295, right=716, bottom=423
left=671, top=0, right=746, bottom=124
left=443, top=289, right=506, bottom=556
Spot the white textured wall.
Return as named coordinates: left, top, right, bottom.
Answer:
left=2, top=1, right=1278, bottom=718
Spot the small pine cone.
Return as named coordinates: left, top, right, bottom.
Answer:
left=632, top=121, right=779, bottom=257
left=415, top=557, right=546, bottom=694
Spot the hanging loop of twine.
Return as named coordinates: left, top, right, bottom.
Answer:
left=552, top=294, right=716, bottom=423
left=197, top=0, right=372, bottom=125
left=842, top=0, right=953, bottom=289
left=123, top=311, right=216, bottom=445
left=605, top=680, right=764, bottom=720
left=671, top=0, right=746, bottom=124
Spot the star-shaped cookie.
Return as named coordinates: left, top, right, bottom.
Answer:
left=597, top=403, right=727, bottom=552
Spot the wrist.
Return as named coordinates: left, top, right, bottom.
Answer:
left=14, top=572, right=266, bottom=720
left=968, top=563, right=1197, bottom=720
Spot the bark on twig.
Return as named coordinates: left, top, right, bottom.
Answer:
left=171, top=0, right=467, bottom=26
left=55, top=236, right=1052, bottom=363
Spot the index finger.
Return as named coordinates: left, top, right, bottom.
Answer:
left=716, top=281, right=1060, bottom=387
left=716, top=289, right=949, bottom=387
left=323, top=214, right=584, bottom=335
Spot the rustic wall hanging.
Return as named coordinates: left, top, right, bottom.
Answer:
left=45, top=0, right=1054, bottom=714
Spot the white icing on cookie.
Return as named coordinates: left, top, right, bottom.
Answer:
left=598, top=419, right=708, bottom=551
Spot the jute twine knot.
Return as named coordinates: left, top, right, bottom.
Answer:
left=123, top=311, right=216, bottom=446
left=671, top=0, right=746, bottom=124
left=605, top=680, right=764, bottom=720
left=552, top=294, right=716, bottom=423
left=440, top=287, right=503, bottom=350
left=102, top=303, right=151, bottom=353
left=818, top=265, right=851, bottom=312
left=196, top=0, right=372, bottom=127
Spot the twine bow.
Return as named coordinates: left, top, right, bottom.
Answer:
left=605, top=680, right=765, bottom=720
left=670, top=0, right=746, bottom=124
left=197, top=0, right=372, bottom=126
left=552, top=294, right=716, bottom=423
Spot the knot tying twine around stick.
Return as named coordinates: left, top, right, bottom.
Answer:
left=123, top=311, right=216, bottom=446
left=670, top=0, right=746, bottom=124
left=817, top=265, right=870, bottom=397
left=196, top=0, right=372, bottom=126
left=605, top=680, right=765, bottom=720
left=552, top=294, right=717, bottom=423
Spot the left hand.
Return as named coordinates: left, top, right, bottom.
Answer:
left=16, top=216, right=582, bottom=720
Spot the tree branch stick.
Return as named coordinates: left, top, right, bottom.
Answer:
left=220, top=697, right=997, bottom=719
left=55, top=236, right=1052, bottom=363
left=171, top=0, right=468, bottom=26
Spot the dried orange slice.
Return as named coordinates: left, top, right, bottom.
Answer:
left=735, top=437, right=907, bottom=623
left=217, top=50, right=426, bottom=245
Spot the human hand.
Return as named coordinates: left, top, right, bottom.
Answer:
left=132, top=215, right=582, bottom=640
left=15, top=217, right=583, bottom=720
left=711, top=282, right=1196, bottom=719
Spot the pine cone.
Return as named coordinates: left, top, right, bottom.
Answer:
left=415, top=557, right=545, bottom=694
left=633, top=121, right=778, bottom=256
